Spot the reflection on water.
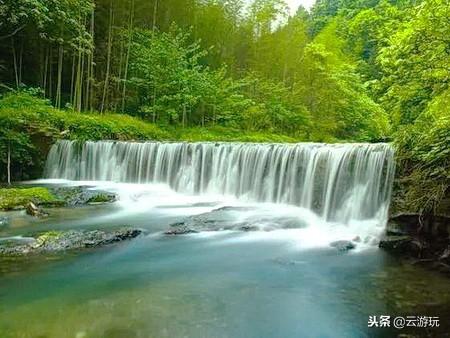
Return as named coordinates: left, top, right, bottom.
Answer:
left=0, top=181, right=449, bottom=338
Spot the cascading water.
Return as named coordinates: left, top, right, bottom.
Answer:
left=44, top=140, right=395, bottom=226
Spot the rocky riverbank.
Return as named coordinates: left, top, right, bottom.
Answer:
left=0, top=186, right=117, bottom=214
left=0, top=228, right=142, bottom=256
left=379, top=213, right=450, bottom=275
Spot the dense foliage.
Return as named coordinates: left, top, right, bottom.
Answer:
left=0, top=0, right=448, bottom=213
left=0, top=91, right=298, bottom=181
left=0, top=0, right=394, bottom=141
left=393, top=90, right=450, bottom=214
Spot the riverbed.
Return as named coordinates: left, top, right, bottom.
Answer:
left=0, top=181, right=449, bottom=338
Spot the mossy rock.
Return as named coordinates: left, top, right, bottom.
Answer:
left=0, top=187, right=59, bottom=211
left=34, top=231, right=62, bottom=247
left=0, top=228, right=142, bottom=255
left=49, top=187, right=117, bottom=206
left=87, top=193, right=117, bottom=204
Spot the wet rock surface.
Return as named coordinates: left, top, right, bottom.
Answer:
left=165, top=206, right=307, bottom=235
left=0, top=228, right=142, bottom=256
left=0, top=216, right=8, bottom=226
left=379, top=235, right=414, bottom=252
left=330, top=240, right=356, bottom=251
left=50, top=186, right=117, bottom=206
left=25, top=202, right=49, bottom=218
left=380, top=213, right=450, bottom=275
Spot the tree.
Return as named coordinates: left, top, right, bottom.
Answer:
left=248, top=0, right=289, bottom=38
left=0, top=119, right=34, bottom=183
left=375, top=0, right=450, bottom=126
left=294, top=37, right=389, bottom=140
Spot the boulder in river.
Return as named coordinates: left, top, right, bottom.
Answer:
left=25, top=202, right=49, bottom=218
left=330, top=240, right=356, bottom=251
left=50, top=186, right=118, bottom=206
left=0, top=228, right=142, bottom=256
left=0, top=216, right=8, bottom=226
left=165, top=206, right=307, bottom=235
left=165, top=224, right=199, bottom=235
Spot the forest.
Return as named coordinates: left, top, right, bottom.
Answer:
left=0, top=0, right=449, bottom=215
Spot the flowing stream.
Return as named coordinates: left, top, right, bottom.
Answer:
left=1, top=141, right=449, bottom=338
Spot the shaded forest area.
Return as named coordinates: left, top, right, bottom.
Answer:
left=0, top=0, right=449, bottom=215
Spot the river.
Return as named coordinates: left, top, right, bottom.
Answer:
left=0, top=141, right=448, bottom=337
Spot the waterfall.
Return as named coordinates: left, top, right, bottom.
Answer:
left=44, top=140, right=395, bottom=224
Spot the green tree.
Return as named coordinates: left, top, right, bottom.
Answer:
left=376, top=0, right=450, bottom=126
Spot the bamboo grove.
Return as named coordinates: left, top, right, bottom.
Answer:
left=0, top=0, right=449, bottom=143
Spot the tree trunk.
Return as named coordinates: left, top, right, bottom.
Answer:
left=7, top=141, right=11, bottom=185
left=121, top=0, right=134, bottom=112
left=70, top=53, right=76, bottom=107
left=74, top=46, right=82, bottom=111
left=18, top=40, right=24, bottom=85
left=152, top=86, right=157, bottom=123
left=48, top=47, right=53, bottom=100
left=55, top=44, right=64, bottom=108
left=85, top=50, right=91, bottom=110
left=43, top=46, right=49, bottom=96
left=152, top=0, right=158, bottom=33
left=101, top=1, right=114, bottom=114
left=88, top=7, right=95, bottom=111
left=11, top=38, right=19, bottom=89
left=150, top=0, right=158, bottom=120
left=39, top=45, right=44, bottom=89
left=78, top=48, right=85, bottom=111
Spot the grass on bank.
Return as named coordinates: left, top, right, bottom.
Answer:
left=0, top=92, right=297, bottom=143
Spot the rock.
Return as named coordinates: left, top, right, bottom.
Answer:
left=409, top=239, right=429, bottom=256
left=383, top=213, right=450, bottom=276
left=433, top=261, right=450, bottom=275
left=370, top=238, right=379, bottom=246
left=379, top=234, right=433, bottom=259
left=25, top=202, right=48, bottom=218
left=50, top=187, right=117, bottom=206
left=87, top=193, right=117, bottom=204
left=165, top=225, right=199, bottom=235
left=165, top=206, right=307, bottom=235
left=0, top=216, right=8, bottom=226
left=352, top=236, right=361, bottom=242
left=215, top=206, right=255, bottom=213
left=439, top=246, right=450, bottom=264
left=0, top=228, right=142, bottom=256
left=388, top=213, right=450, bottom=237
left=240, top=225, right=259, bottom=232
left=166, top=207, right=249, bottom=234
left=386, top=222, right=408, bottom=236
left=379, top=235, right=413, bottom=252
left=0, top=187, right=61, bottom=210
left=26, top=202, right=39, bottom=216
left=387, top=214, right=419, bottom=235
left=330, top=240, right=356, bottom=251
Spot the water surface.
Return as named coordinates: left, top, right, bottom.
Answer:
left=0, top=181, right=448, bottom=338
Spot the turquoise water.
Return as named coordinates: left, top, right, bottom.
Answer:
left=0, top=182, right=449, bottom=338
